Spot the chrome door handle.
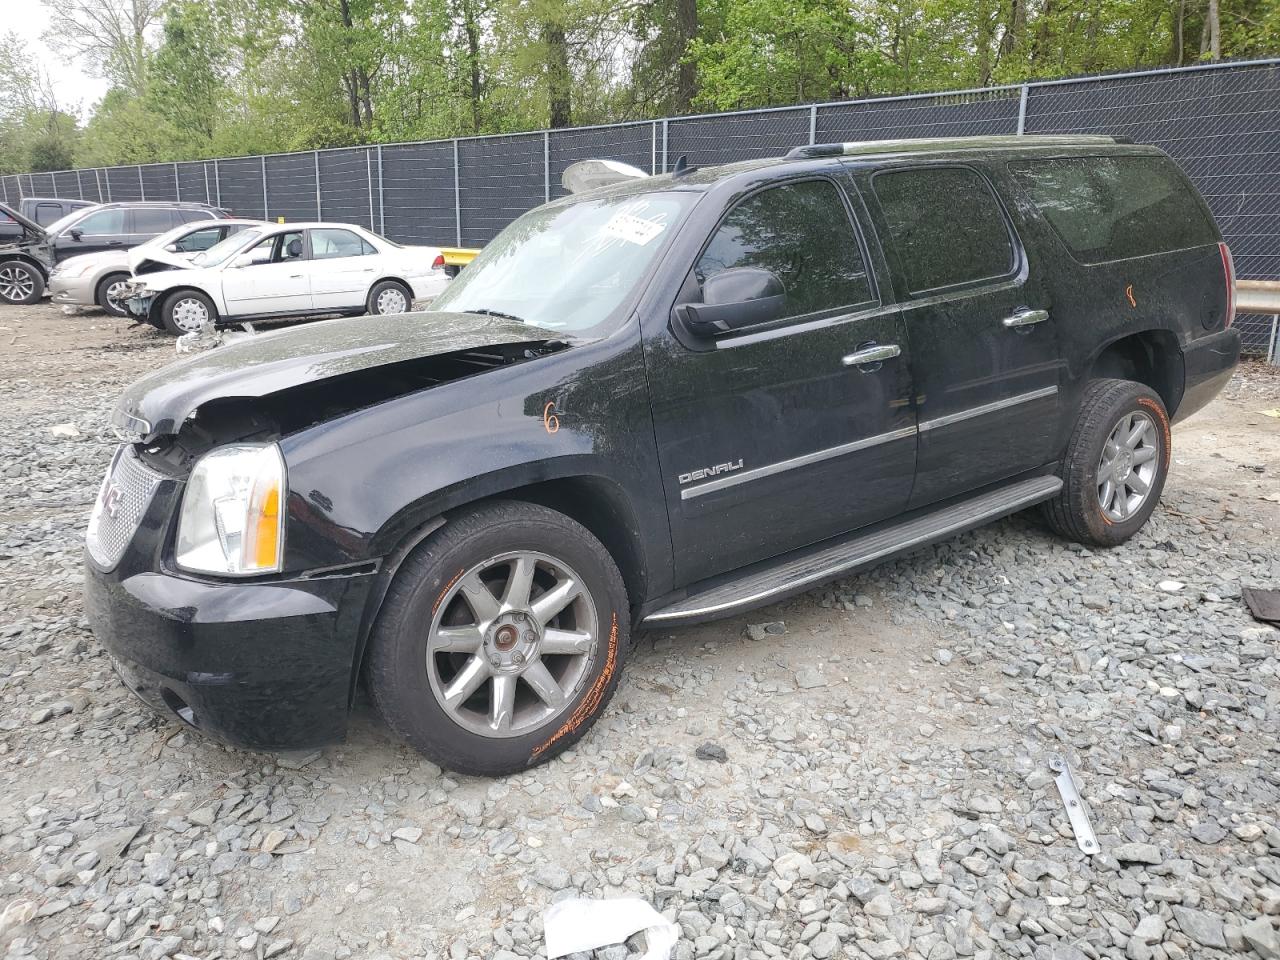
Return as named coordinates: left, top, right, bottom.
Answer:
left=842, top=344, right=901, bottom=367
left=289, top=274, right=303, bottom=279
left=1003, top=308, right=1049, bottom=328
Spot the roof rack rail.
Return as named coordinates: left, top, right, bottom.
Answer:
left=784, top=134, right=1123, bottom=160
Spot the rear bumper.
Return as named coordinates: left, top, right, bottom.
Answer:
left=85, top=555, right=375, bottom=752
left=409, top=273, right=450, bottom=302
left=1175, top=328, right=1241, bottom=423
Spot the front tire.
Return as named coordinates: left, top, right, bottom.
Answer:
left=365, top=501, right=629, bottom=776
left=95, top=272, right=131, bottom=317
left=367, top=279, right=412, bottom=316
left=161, top=290, right=217, bottom=336
left=1043, top=378, right=1171, bottom=547
left=0, top=260, right=44, bottom=305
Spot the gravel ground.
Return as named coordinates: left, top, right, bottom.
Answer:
left=1, top=302, right=1278, bottom=960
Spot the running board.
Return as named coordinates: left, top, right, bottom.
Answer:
left=641, top=475, right=1062, bottom=627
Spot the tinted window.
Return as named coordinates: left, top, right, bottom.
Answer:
left=179, top=208, right=215, bottom=223
left=311, top=228, right=371, bottom=259
left=697, top=180, right=873, bottom=318
left=133, top=208, right=178, bottom=235
left=173, top=226, right=226, bottom=252
left=1009, top=156, right=1217, bottom=263
left=873, top=166, right=1014, bottom=293
left=73, top=209, right=127, bottom=236
left=35, top=203, right=63, bottom=225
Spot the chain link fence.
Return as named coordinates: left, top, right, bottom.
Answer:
left=3, top=59, right=1277, bottom=356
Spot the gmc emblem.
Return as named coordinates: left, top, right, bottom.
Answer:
left=101, top=482, right=124, bottom=519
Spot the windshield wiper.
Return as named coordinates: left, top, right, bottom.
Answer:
left=464, top=308, right=528, bottom=324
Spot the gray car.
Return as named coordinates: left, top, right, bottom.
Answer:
left=49, top=219, right=259, bottom=316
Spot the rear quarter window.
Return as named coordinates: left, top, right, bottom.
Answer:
left=1009, top=155, right=1217, bottom=263
left=871, top=165, right=1016, bottom=294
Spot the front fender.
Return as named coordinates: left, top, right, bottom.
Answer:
left=277, top=332, right=673, bottom=596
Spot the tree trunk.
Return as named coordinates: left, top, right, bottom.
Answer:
left=1174, top=0, right=1185, bottom=65
left=675, top=0, right=698, bottom=112
left=1207, top=0, right=1221, bottom=59
left=544, top=21, right=571, bottom=128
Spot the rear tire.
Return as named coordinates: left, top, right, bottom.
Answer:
left=95, top=272, right=131, bottom=317
left=1043, top=378, right=1171, bottom=547
left=161, top=289, right=217, bottom=336
left=365, top=501, right=629, bottom=776
left=0, top=260, right=44, bottom=305
left=367, top=279, right=412, bottom=316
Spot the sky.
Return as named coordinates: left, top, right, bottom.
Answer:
left=9, top=5, right=111, bottom=119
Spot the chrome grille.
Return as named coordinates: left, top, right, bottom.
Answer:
left=86, top=445, right=164, bottom=568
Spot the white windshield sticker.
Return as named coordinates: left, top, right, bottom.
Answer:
left=602, top=211, right=665, bottom=246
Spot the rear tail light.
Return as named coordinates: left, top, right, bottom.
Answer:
left=1219, top=241, right=1236, bottom=329
left=431, top=254, right=445, bottom=271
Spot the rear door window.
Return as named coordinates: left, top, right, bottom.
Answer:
left=1009, top=155, right=1217, bottom=263
left=132, top=208, right=179, bottom=235
left=172, top=225, right=226, bottom=252
left=871, top=165, right=1016, bottom=294
left=310, top=228, right=372, bottom=259
left=35, top=203, right=64, bottom=225
left=697, top=179, right=875, bottom=320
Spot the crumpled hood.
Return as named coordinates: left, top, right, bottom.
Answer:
left=113, top=311, right=559, bottom=440
left=127, top=242, right=192, bottom=272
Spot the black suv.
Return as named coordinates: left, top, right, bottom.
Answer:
left=0, top=201, right=230, bottom=305
left=84, top=136, right=1239, bottom=776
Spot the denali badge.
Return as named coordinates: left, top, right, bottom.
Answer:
left=679, top=459, right=743, bottom=485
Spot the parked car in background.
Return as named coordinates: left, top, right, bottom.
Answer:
left=49, top=218, right=262, bottom=317
left=85, top=136, right=1239, bottom=776
left=119, top=221, right=451, bottom=334
left=0, top=197, right=98, bottom=241
left=0, top=201, right=232, bottom=305
left=0, top=197, right=99, bottom=241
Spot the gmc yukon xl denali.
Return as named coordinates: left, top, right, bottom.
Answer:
left=84, top=136, right=1240, bottom=776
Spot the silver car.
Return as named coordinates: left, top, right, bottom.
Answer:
left=50, top=219, right=261, bottom=316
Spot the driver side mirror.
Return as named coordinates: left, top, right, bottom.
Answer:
left=677, top=267, right=788, bottom=336
left=68, top=228, right=83, bottom=241
left=232, top=250, right=271, bottom=268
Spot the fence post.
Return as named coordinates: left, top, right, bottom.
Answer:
left=314, top=151, right=322, bottom=219
left=651, top=122, right=657, bottom=175
left=1269, top=315, right=1279, bottom=365
left=377, top=144, right=385, bottom=235
left=1016, top=83, right=1029, bottom=134
left=174, top=162, right=181, bottom=201
left=138, top=166, right=146, bottom=200
left=543, top=131, right=550, bottom=203
left=99, top=169, right=109, bottom=202
left=213, top=160, right=221, bottom=207
left=661, top=119, right=669, bottom=174
left=809, top=105, right=817, bottom=144
left=453, top=139, right=462, bottom=247
left=262, top=156, right=269, bottom=220
left=203, top=163, right=211, bottom=204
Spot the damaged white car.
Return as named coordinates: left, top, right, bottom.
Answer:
left=121, top=222, right=451, bottom=335
left=49, top=219, right=261, bottom=317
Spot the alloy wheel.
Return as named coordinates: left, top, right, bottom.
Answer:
left=1097, top=410, right=1159, bottom=522
left=376, top=287, right=408, bottom=314
left=0, top=265, right=34, bottom=303
left=104, top=279, right=129, bottom=314
left=426, top=551, right=597, bottom=738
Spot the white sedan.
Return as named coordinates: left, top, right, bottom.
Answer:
left=122, top=222, right=451, bottom=335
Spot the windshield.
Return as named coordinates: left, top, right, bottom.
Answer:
left=193, top=228, right=264, bottom=267
left=429, top=190, right=697, bottom=335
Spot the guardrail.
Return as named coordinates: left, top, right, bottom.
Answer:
left=1237, top=281, right=1280, bottom=364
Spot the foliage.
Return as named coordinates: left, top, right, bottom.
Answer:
left=2, top=0, right=1277, bottom=173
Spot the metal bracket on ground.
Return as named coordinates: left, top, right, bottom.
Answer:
left=1048, top=753, right=1098, bottom=856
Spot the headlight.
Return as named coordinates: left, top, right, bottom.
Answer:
left=175, top=444, right=285, bottom=576
left=57, top=262, right=94, bottom=279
